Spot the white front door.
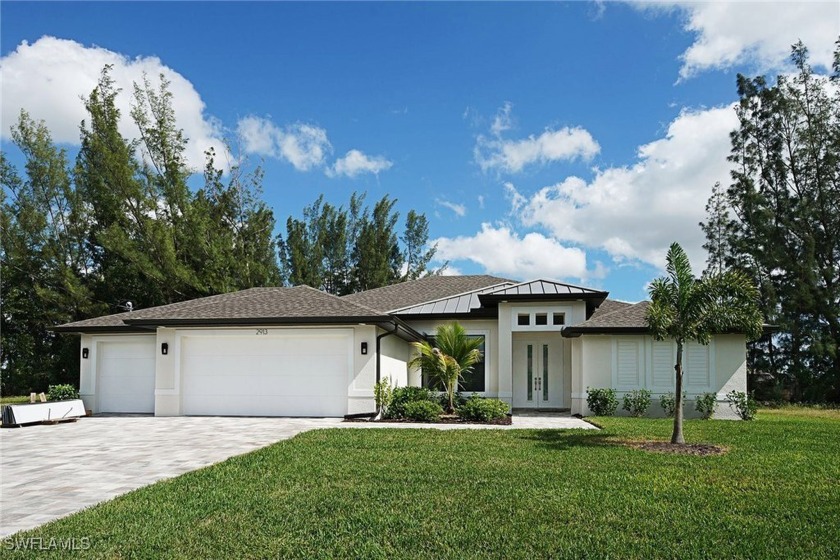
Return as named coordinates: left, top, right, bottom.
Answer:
left=512, top=335, right=564, bottom=409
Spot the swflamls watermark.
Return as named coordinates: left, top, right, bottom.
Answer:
left=2, top=536, right=91, bottom=551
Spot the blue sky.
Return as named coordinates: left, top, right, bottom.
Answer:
left=2, top=1, right=838, bottom=301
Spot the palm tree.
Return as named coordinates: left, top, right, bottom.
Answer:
left=408, top=322, right=483, bottom=412
left=647, top=242, right=763, bottom=443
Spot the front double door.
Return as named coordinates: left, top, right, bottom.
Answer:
left=512, top=335, right=564, bottom=409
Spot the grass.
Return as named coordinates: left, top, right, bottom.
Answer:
left=5, top=409, right=839, bottom=559
left=0, top=395, right=31, bottom=404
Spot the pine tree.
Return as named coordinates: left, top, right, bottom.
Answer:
left=721, top=40, right=840, bottom=401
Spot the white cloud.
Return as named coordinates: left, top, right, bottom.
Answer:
left=641, top=2, right=839, bottom=79
left=327, top=149, right=392, bottom=178
left=438, top=265, right=463, bottom=277
left=436, top=199, right=467, bottom=217
left=0, top=36, right=226, bottom=171
left=237, top=116, right=331, bottom=172
left=475, top=103, right=600, bottom=173
left=433, top=223, right=589, bottom=280
left=477, top=195, right=485, bottom=209
left=509, top=105, right=739, bottom=269
left=490, top=101, right=513, bottom=136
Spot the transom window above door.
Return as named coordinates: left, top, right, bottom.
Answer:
left=512, top=309, right=567, bottom=331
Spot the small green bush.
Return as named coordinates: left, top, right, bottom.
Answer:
left=457, top=396, right=509, bottom=422
left=695, top=393, right=718, bottom=419
left=727, top=390, right=758, bottom=421
left=586, top=387, right=618, bottom=416
left=436, top=391, right=467, bottom=410
left=374, top=378, right=394, bottom=416
left=403, top=400, right=443, bottom=422
left=387, top=386, right=434, bottom=419
left=622, top=389, right=652, bottom=417
left=47, top=384, right=79, bottom=401
left=659, top=391, right=686, bottom=418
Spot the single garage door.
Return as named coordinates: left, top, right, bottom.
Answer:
left=97, top=336, right=157, bottom=413
left=181, top=329, right=352, bottom=417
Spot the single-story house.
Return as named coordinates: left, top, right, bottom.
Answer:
left=53, top=275, right=748, bottom=419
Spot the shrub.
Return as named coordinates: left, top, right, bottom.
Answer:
left=457, top=396, right=509, bottom=422
left=622, top=389, right=652, bottom=417
left=436, top=391, right=467, bottom=410
left=374, top=378, right=394, bottom=416
left=659, top=391, right=686, bottom=418
left=47, top=384, right=79, bottom=401
left=586, top=387, right=618, bottom=416
left=695, top=393, right=718, bottom=419
left=727, top=390, right=758, bottom=421
left=403, top=400, right=443, bottom=422
left=387, top=386, right=434, bottom=419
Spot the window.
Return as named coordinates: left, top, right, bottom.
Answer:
left=517, top=313, right=530, bottom=326
left=535, top=313, right=548, bottom=326
left=422, top=335, right=486, bottom=393
left=552, top=313, right=565, bottom=325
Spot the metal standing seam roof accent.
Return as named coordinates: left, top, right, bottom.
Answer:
left=390, top=282, right=516, bottom=316
left=479, top=279, right=609, bottom=298
left=341, top=274, right=515, bottom=313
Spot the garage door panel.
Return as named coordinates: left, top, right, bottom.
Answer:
left=97, top=338, right=156, bottom=414
left=180, top=330, right=352, bottom=417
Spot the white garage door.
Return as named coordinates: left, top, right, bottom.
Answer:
left=180, top=329, right=352, bottom=417
left=97, top=337, right=157, bottom=413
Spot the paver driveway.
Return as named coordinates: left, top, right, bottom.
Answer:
left=0, top=416, right=343, bottom=537
left=0, top=413, right=594, bottom=537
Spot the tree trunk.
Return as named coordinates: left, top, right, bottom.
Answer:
left=672, top=341, right=685, bottom=444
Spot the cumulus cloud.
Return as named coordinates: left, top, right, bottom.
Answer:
left=433, top=223, right=590, bottom=280
left=509, top=105, right=739, bottom=269
left=475, top=103, right=600, bottom=173
left=641, top=2, right=839, bottom=79
left=0, top=36, right=226, bottom=171
left=436, top=199, right=467, bottom=217
left=237, top=116, right=332, bottom=171
left=327, top=149, right=393, bottom=178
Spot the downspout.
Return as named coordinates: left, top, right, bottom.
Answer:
left=374, top=320, right=400, bottom=419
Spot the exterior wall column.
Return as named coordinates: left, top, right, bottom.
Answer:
left=497, top=303, right=513, bottom=404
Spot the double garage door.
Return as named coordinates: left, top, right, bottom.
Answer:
left=96, top=329, right=352, bottom=417
left=181, top=330, right=352, bottom=417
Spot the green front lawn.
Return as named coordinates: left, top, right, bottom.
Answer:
left=6, top=409, right=839, bottom=559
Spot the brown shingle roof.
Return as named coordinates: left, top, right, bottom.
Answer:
left=51, top=311, right=148, bottom=332
left=343, top=275, right=513, bottom=313
left=53, top=286, right=391, bottom=331
left=563, top=301, right=650, bottom=334
left=587, top=299, right=634, bottom=321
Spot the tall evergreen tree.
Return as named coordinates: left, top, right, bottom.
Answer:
left=710, top=40, right=840, bottom=401
left=1, top=114, right=94, bottom=393
left=352, top=195, right=402, bottom=292
left=402, top=210, right=440, bottom=280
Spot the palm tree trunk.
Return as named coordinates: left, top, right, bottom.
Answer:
left=672, top=341, right=685, bottom=444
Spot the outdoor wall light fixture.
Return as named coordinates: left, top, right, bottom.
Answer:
left=82, top=348, right=89, bottom=359
left=361, top=342, right=368, bottom=355
left=161, top=342, right=169, bottom=355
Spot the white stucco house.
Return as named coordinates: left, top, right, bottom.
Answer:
left=54, top=275, right=749, bottom=419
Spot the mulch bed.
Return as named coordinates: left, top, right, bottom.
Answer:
left=627, top=441, right=728, bottom=456
left=344, top=415, right=512, bottom=426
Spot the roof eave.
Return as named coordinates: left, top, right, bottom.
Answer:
left=122, top=315, right=391, bottom=327
left=393, top=310, right=499, bottom=321
left=479, top=292, right=609, bottom=305
left=49, top=325, right=155, bottom=334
